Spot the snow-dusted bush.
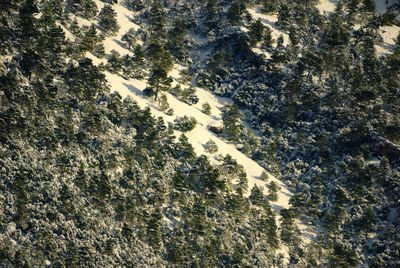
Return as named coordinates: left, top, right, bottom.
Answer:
left=173, top=116, right=197, bottom=132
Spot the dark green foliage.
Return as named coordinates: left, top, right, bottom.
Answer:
left=204, top=139, right=218, bottom=154
left=249, top=185, right=264, bottom=206
left=227, top=2, right=242, bottom=24
left=144, top=65, right=172, bottom=100
left=167, top=17, right=188, bottom=61
left=277, top=4, right=291, bottom=30
left=2, top=0, right=400, bottom=266
left=249, top=19, right=265, bottom=47
left=147, top=208, right=162, bottom=249
left=64, top=58, right=108, bottom=101
left=173, top=115, right=197, bottom=132
left=121, top=28, right=136, bottom=50
left=146, top=40, right=173, bottom=71
left=268, top=181, right=280, bottom=201
left=66, top=0, right=98, bottom=19
left=322, top=10, right=350, bottom=48
left=221, top=103, right=241, bottom=142
left=19, top=0, right=39, bottom=39
left=106, top=50, right=123, bottom=73
left=202, top=102, right=212, bottom=115
left=261, top=0, right=278, bottom=13
left=280, top=209, right=301, bottom=246
left=80, top=24, right=98, bottom=52
left=98, top=5, right=119, bottom=36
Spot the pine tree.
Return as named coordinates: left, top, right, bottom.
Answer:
left=202, top=102, right=212, bottom=115
left=250, top=185, right=264, bottom=206
left=18, top=0, right=40, bottom=41
left=66, top=0, right=98, bottom=19
left=280, top=209, right=301, bottom=245
left=167, top=17, right=188, bottom=61
left=106, top=50, right=123, bottom=73
left=148, top=1, right=166, bottom=38
left=261, top=0, right=278, bottom=13
left=277, top=4, right=291, bottom=30
left=360, top=207, right=376, bottom=239
left=227, top=2, right=241, bottom=24
left=98, top=5, right=119, bottom=36
left=204, top=139, right=218, bottom=154
left=159, top=94, right=169, bottom=112
left=144, top=65, right=172, bottom=100
left=80, top=23, right=97, bottom=52
left=221, top=103, right=241, bottom=142
left=147, top=208, right=162, bottom=250
left=268, top=181, right=280, bottom=201
left=121, top=28, right=136, bottom=50
left=249, top=19, right=265, bottom=47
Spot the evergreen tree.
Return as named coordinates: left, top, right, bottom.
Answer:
left=277, top=4, right=291, bottom=30
left=227, top=2, right=241, bottom=24
left=221, top=103, right=241, bottom=142
left=261, top=0, right=278, bottom=13
left=144, top=64, right=172, bottom=100
left=167, top=17, right=188, bottom=61
left=64, top=58, right=108, bottom=101
left=280, top=209, right=301, bottom=245
left=249, top=19, right=265, bottom=47
left=106, top=50, right=123, bottom=73
left=202, top=102, right=212, bottom=115
left=18, top=0, right=40, bottom=41
left=148, top=1, right=166, bottom=38
left=80, top=23, right=98, bottom=52
left=147, top=208, right=162, bottom=250
left=360, top=207, right=376, bottom=239
left=268, top=181, right=280, bottom=201
left=121, top=28, right=136, bottom=50
left=204, top=139, right=218, bottom=154
left=66, top=0, right=98, bottom=19
left=98, top=5, right=119, bottom=36
left=249, top=185, right=264, bottom=206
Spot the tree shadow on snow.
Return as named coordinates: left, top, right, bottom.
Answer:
left=113, top=39, right=126, bottom=49
left=271, top=204, right=284, bottom=213
left=122, top=82, right=143, bottom=96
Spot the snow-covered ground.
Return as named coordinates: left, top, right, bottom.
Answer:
left=376, top=25, right=400, bottom=56
left=316, top=0, right=339, bottom=14
left=66, top=1, right=319, bottom=257
left=246, top=7, right=289, bottom=46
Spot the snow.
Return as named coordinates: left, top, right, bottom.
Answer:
left=316, top=0, right=339, bottom=14
left=104, top=68, right=313, bottom=244
left=365, top=157, right=381, bottom=166
left=247, top=7, right=289, bottom=46
left=57, top=23, right=75, bottom=42
left=376, top=25, right=400, bottom=56
left=71, top=0, right=313, bottom=254
left=70, top=0, right=140, bottom=57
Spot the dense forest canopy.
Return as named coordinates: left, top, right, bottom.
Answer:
left=0, top=0, right=400, bottom=267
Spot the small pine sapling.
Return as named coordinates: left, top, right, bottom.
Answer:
left=204, top=139, right=218, bottom=154
left=202, top=102, right=212, bottom=115
left=159, top=94, right=169, bottom=112
left=260, top=170, right=269, bottom=182
left=268, top=181, right=281, bottom=202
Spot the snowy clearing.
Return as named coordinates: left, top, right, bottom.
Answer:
left=247, top=7, right=289, bottom=46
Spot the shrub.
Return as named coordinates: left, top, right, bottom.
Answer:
left=173, top=116, right=197, bottom=132
left=204, top=139, right=218, bottom=154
